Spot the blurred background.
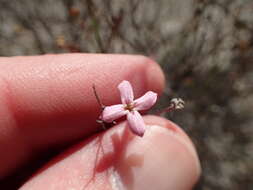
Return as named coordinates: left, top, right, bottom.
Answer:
left=0, top=0, right=252, bottom=189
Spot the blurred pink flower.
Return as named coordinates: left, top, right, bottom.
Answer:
left=101, top=80, right=157, bottom=137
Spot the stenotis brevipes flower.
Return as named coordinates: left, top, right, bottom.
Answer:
left=101, top=80, right=157, bottom=137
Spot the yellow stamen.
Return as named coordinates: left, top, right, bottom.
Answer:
left=124, top=103, right=134, bottom=111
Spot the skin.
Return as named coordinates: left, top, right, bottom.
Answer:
left=0, top=54, right=201, bottom=190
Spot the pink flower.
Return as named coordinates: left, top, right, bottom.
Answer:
left=101, top=80, right=157, bottom=137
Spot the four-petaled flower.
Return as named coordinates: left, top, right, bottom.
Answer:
left=101, top=80, right=157, bottom=137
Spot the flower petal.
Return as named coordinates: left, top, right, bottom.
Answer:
left=101, top=104, right=127, bottom=123
left=127, top=111, right=146, bottom=137
left=118, top=80, right=134, bottom=104
left=134, top=91, right=157, bottom=110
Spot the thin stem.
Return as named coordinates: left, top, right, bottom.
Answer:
left=155, top=104, right=175, bottom=116
left=92, top=84, right=105, bottom=110
left=155, top=98, right=185, bottom=116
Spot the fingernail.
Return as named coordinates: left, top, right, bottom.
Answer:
left=110, top=124, right=201, bottom=190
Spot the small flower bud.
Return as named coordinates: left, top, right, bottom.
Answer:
left=170, top=98, right=185, bottom=110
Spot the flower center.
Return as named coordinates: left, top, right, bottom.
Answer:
left=124, top=103, right=135, bottom=111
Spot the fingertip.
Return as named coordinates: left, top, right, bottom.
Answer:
left=19, top=114, right=201, bottom=190
left=109, top=116, right=201, bottom=190
left=143, top=115, right=201, bottom=168
left=145, top=57, right=165, bottom=96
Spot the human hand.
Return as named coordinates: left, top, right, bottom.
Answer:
left=0, top=54, right=200, bottom=190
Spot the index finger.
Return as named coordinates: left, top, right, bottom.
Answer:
left=0, top=53, right=165, bottom=178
